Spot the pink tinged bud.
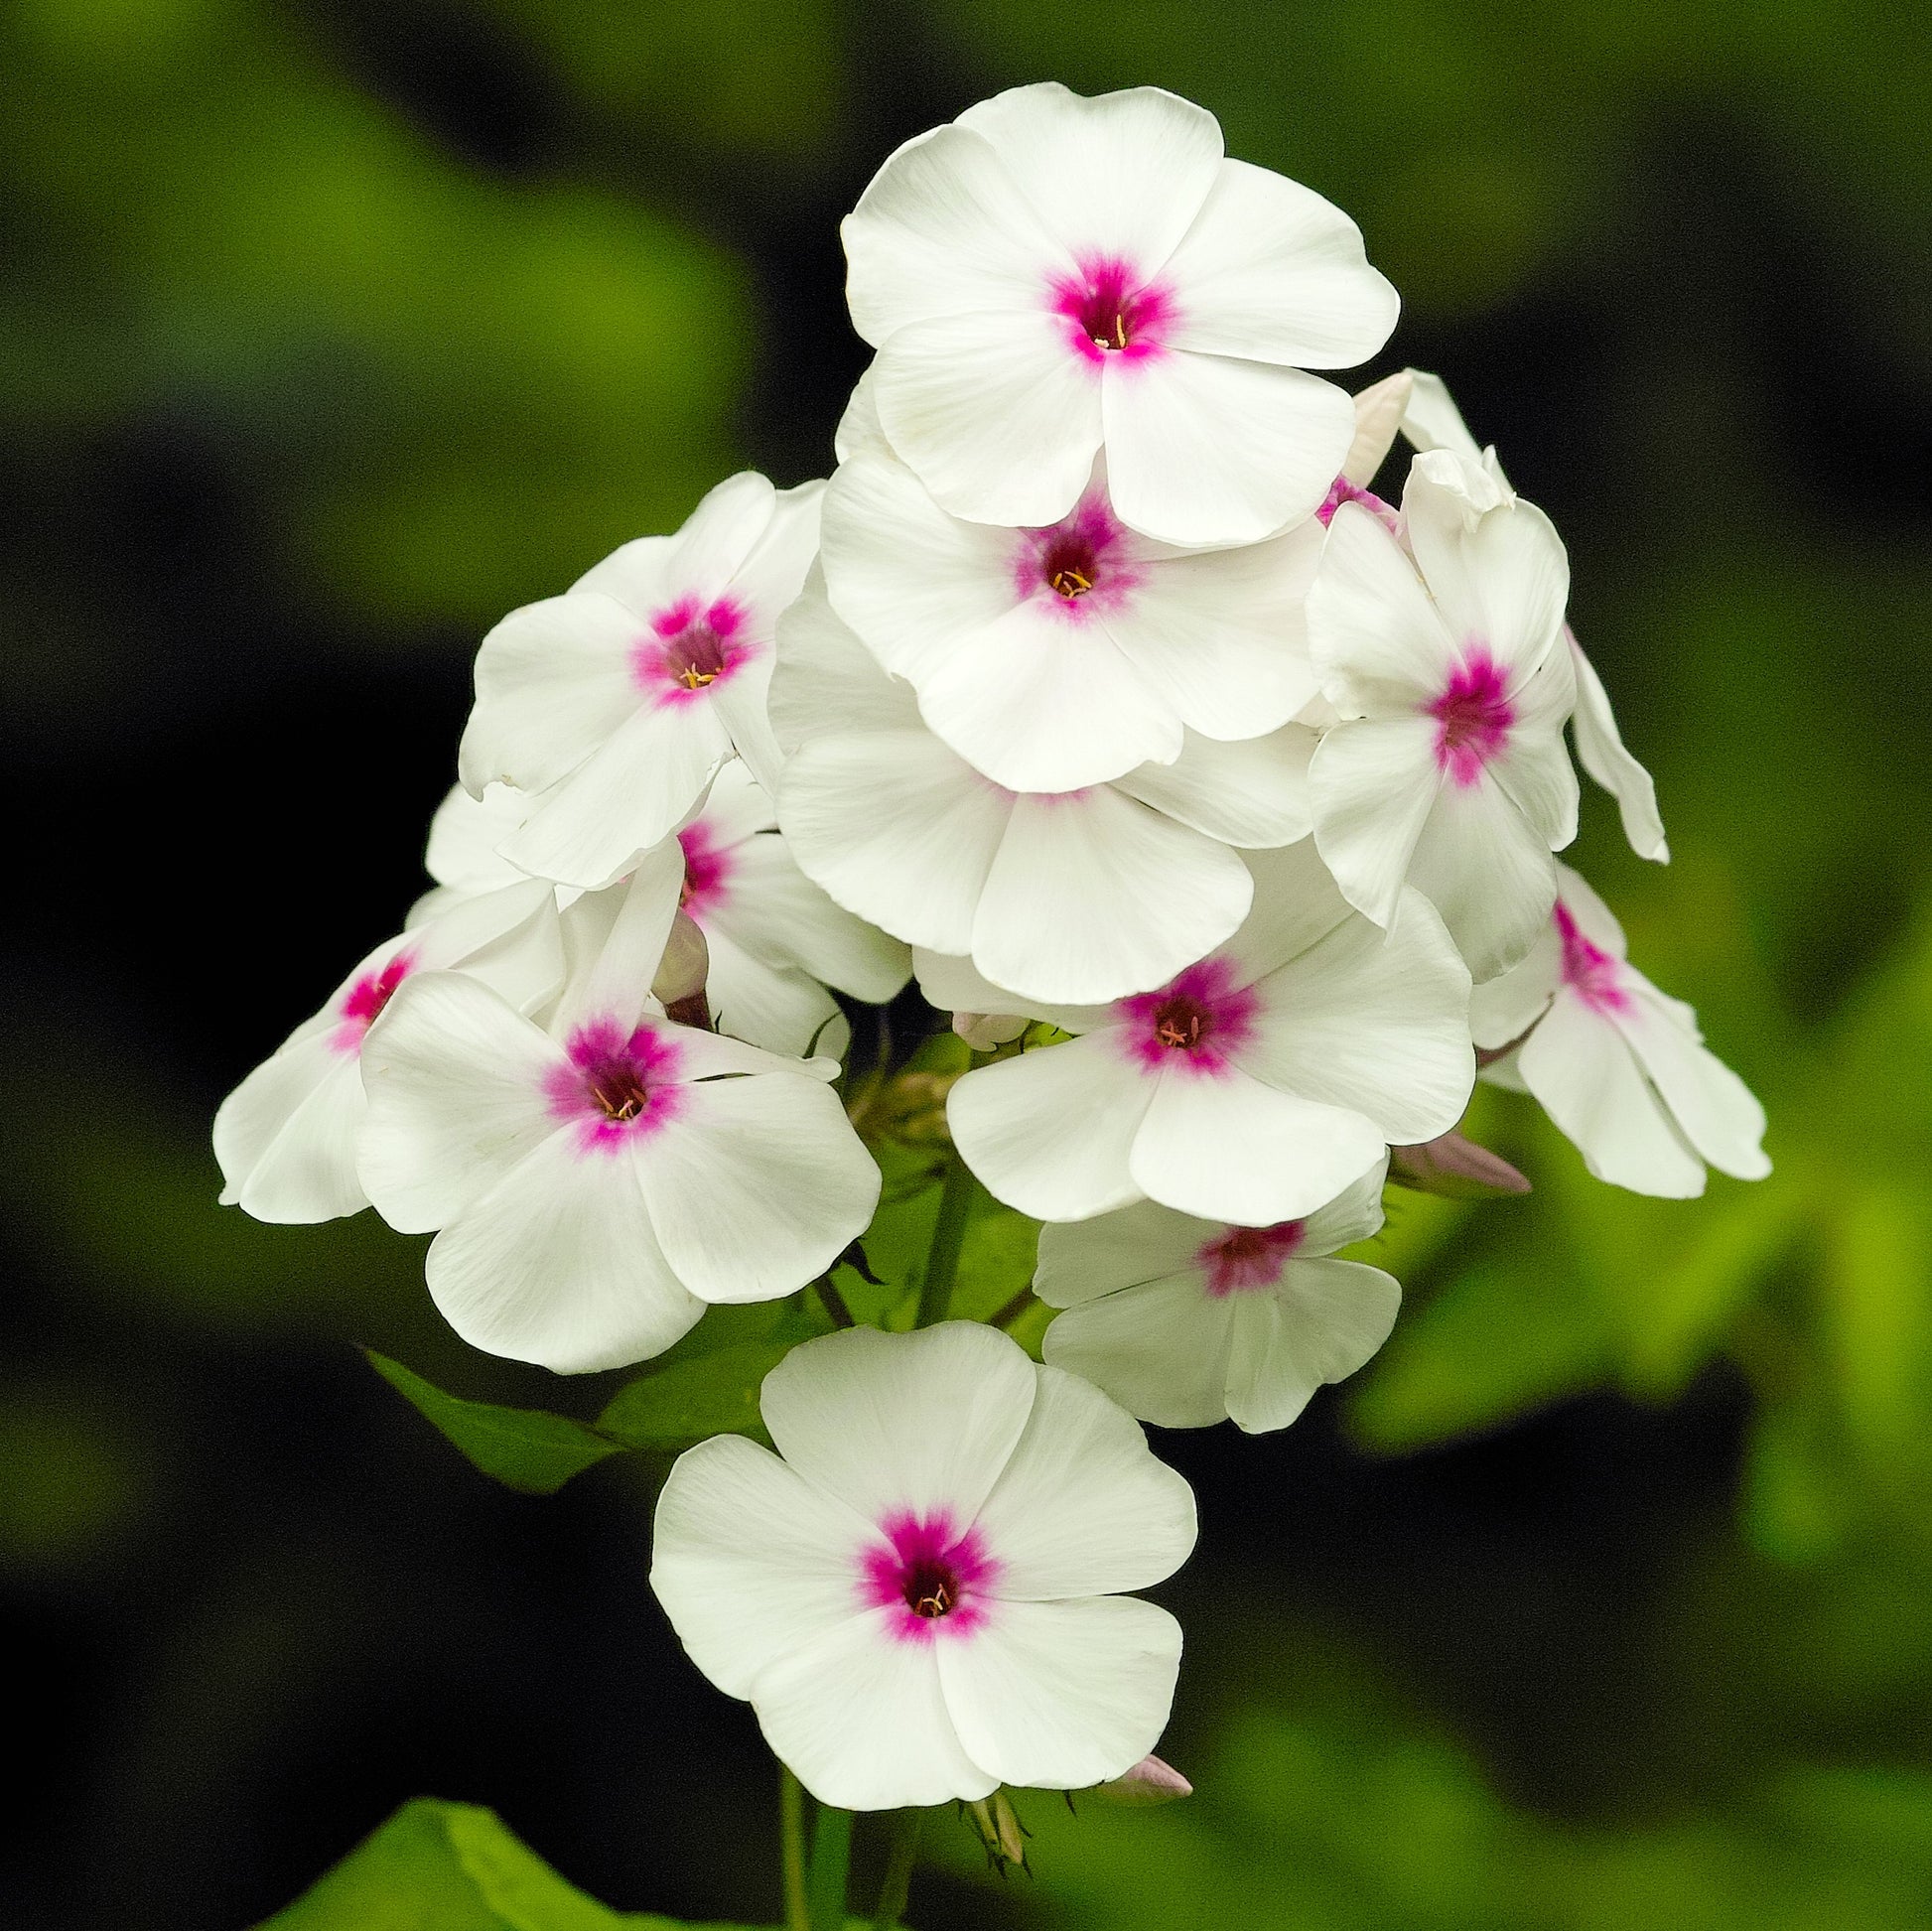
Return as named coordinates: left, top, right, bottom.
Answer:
left=1389, top=1131, right=1531, bottom=1200
left=953, top=1012, right=1028, bottom=1051
left=651, top=910, right=711, bottom=1008
left=1094, top=1754, right=1193, bottom=1806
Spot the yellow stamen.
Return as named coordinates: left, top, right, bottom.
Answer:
left=679, top=666, right=717, bottom=690
left=1049, top=566, right=1093, bottom=599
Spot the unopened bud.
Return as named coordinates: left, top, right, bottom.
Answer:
left=651, top=911, right=710, bottom=1008
left=963, top=1789, right=1030, bottom=1873
left=1093, top=1754, right=1192, bottom=1806
left=1389, top=1130, right=1530, bottom=1200
left=953, top=1012, right=1028, bottom=1052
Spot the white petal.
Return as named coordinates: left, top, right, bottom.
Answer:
left=913, top=599, right=1182, bottom=792
left=1569, top=635, right=1669, bottom=862
left=833, top=365, right=893, bottom=464
left=767, top=571, right=923, bottom=753
left=423, top=782, right=532, bottom=894
left=1553, top=859, right=1629, bottom=958
left=651, top=1432, right=877, bottom=1698
left=1342, top=370, right=1414, bottom=486
left=947, top=1034, right=1154, bottom=1220
left=1102, top=351, right=1356, bottom=547
left=872, top=309, right=1103, bottom=529
left=356, top=973, right=561, bottom=1233
left=214, top=1034, right=368, bottom=1223
left=937, top=1594, right=1182, bottom=1792
left=842, top=122, right=1066, bottom=346
left=779, top=731, right=1010, bottom=956
left=499, top=698, right=732, bottom=892
left=973, top=787, right=1252, bottom=1005
left=1308, top=716, right=1444, bottom=928
left=1216, top=838, right=1357, bottom=987
left=1411, top=488, right=1569, bottom=678
left=1614, top=985, right=1770, bottom=1181
left=569, top=531, right=676, bottom=609
left=1041, top=1276, right=1234, bottom=1428
left=702, top=927, right=848, bottom=1058
left=634, top=1074, right=880, bottom=1305
left=754, top=1606, right=994, bottom=1810
left=1307, top=499, right=1455, bottom=711
left=1116, top=726, right=1313, bottom=850
left=1399, top=370, right=1487, bottom=467
left=1296, top=1154, right=1392, bottom=1255
left=459, top=592, right=640, bottom=798
left=713, top=834, right=911, bottom=1002
left=711, top=671, right=787, bottom=800
left=1406, top=771, right=1560, bottom=983
left=1223, top=1256, right=1400, bottom=1433
left=683, top=757, right=778, bottom=848
left=957, top=82, right=1224, bottom=272
left=1129, top=1063, right=1388, bottom=1224
left=1489, top=711, right=1581, bottom=854
left=1518, top=991, right=1705, bottom=1197
left=1163, top=158, right=1398, bottom=367
left=661, top=471, right=780, bottom=602
left=427, top=1128, right=707, bottom=1371
left=1242, top=887, right=1473, bottom=1143
left=973, top=1364, right=1196, bottom=1596
left=548, top=840, right=686, bottom=1034
left=1468, top=915, right=1560, bottom=1050
left=760, top=1322, right=1038, bottom=1526
left=1035, top=1200, right=1217, bottom=1305
left=1101, top=519, right=1321, bottom=741
left=910, top=949, right=1105, bottom=1037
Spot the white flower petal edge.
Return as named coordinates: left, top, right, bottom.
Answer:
left=213, top=880, right=562, bottom=1224
left=843, top=82, right=1396, bottom=545
left=651, top=1322, right=1194, bottom=1809
left=1474, top=863, right=1768, bottom=1197
left=1037, top=1161, right=1398, bottom=1433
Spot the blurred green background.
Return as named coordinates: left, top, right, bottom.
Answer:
left=3, top=0, right=1930, bottom=1925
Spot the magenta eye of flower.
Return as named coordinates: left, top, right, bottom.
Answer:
left=663, top=624, right=729, bottom=691
left=1153, top=997, right=1211, bottom=1051
left=1201, top=1219, right=1306, bottom=1295
left=1427, top=648, right=1515, bottom=784
left=586, top=1060, right=651, bottom=1122
left=1042, top=532, right=1099, bottom=600
left=900, top=1555, right=958, bottom=1618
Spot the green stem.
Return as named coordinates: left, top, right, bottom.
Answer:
left=872, top=1810, right=922, bottom=1930
left=914, top=1150, right=978, bottom=1329
left=814, top=1274, right=857, bottom=1329
left=806, top=1802, right=853, bottom=1931
left=780, top=1769, right=809, bottom=1931
left=988, top=1284, right=1034, bottom=1331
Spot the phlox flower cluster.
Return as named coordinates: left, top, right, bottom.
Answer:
left=215, top=80, right=1770, bottom=1833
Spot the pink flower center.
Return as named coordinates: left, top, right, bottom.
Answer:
left=1048, top=255, right=1176, bottom=366
left=332, top=949, right=416, bottom=1054
left=676, top=821, right=734, bottom=919
left=634, top=596, right=751, bottom=702
left=1012, top=489, right=1142, bottom=618
left=860, top=1509, right=1000, bottom=1643
left=1427, top=647, right=1514, bottom=786
left=1199, top=1220, right=1306, bottom=1297
left=1117, top=956, right=1259, bottom=1076
left=545, top=1018, right=686, bottom=1151
left=1555, top=901, right=1628, bottom=1014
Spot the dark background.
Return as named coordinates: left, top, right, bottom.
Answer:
left=4, top=1, right=1931, bottom=1925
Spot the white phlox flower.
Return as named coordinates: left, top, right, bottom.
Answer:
left=407, top=781, right=560, bottom=927
left=675, top=760, right=911, bottom=1058
left=770, top=570, right=1315, bottom=1005
left=1036, top=1158, right=1398, bottom=1433
left=819, top=449, right=1323, bottom=792
left=923, top=841, right=1473, bottom=1226
left=457, top=474, right=822, bottom=893
left=1399, top=370, right=1669, bottom=864
left=1307, top=457, right=1581, bottom=983
left=1472, top=864, right=1769, bottom=1199
left=214, top=879, right=565, bottom=1225
left=649, top=1321, right=1196, bottom=1809
left=356, top=849, right=881, bottom=1372
left=842, top=81, right=1399, bottom=547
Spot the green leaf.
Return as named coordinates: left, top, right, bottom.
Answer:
left=253, top=1795, right=765, bottom=1929
left=364, top=1352, right=622, bottom=1496
left=597, top=1338, right=800, bottom=1450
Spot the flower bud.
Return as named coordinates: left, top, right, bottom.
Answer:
left=1389, top=1130, right=1530, bottom=1200
left=1342, top=369, right=1414, bottom=486
left=953, top=1012, right=1028, bottom=1052
left=963, top=1789, right=1030, bottom=1873
left=1093, top=1753, right=1192, bottom=1805
left=651, top=911, right=710, bottom=1008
